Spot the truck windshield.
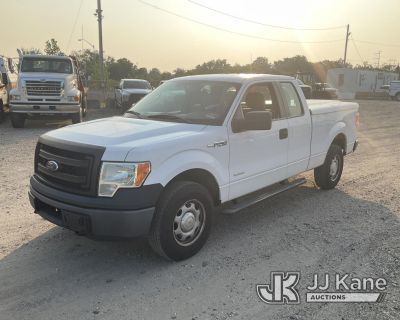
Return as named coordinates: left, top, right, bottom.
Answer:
left=123, top=80, right=151, bottom=89
left=21, top=57, right=73, bottom=74
left=127, top=80, right=241, bottom=125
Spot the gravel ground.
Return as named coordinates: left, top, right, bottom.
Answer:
left=0, top=101, right=399, bottom=320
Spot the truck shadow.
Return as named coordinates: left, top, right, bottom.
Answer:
left=1, top=184, right=399, bottom=318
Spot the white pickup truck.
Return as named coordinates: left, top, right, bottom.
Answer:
left=29, top=74, right=359, bottom=261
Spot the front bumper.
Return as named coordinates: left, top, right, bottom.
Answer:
left=29, top=176, right=162, bottom=239
left=10, top=102, right=80, bottom=114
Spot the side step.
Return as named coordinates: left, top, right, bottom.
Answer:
left=222, top=178, right=306, bottom=214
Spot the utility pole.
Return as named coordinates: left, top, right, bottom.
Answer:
left=343, top=24, right=351, bottom=67
left=374, top=51, right=382, bottom=69
left=95, top=0, right=105, bottom=94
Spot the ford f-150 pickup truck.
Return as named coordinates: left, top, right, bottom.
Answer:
left=29, top=74, right=359, bottom=261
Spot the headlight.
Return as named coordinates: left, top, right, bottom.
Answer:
left=98, top=162, right=151, bottom=197
left=10, top=94, right=21, bottom=101
left=67, top=95, right=80, bottom=102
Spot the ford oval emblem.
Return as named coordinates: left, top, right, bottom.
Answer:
left=46, top=160, right=59, bottom=172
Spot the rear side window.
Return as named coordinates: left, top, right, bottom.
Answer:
left=280, top=82, right=303, bottom=118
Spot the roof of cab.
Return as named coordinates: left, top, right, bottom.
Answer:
left=170, top=73, right=294, bottom=83
left=22, top=54, right=72, bottom=60
left=121, top=78, right=150, bottom=82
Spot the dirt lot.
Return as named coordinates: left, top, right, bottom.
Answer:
left=0, top=101, right=399, bottom=320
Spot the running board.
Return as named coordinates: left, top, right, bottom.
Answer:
left=222, top=178, right=306, bottom=214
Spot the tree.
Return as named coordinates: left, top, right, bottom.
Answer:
left=148, top=68, right=162, bottom=86
left=108, top=58, right=136, bottom=80
left=44, top=38, right=63, bottom=55
left=251, top=57, right=272, bottom=74
left=20, top=47, right=42, bottom=55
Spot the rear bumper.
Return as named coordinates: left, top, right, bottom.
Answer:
left=10, top=102, right=80, bottom=114
left=29, top=176, right=161, bottom=239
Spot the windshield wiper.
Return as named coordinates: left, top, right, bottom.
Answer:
left=125, top=110, right=144, bottom=119
left=146, top=114, right=191, bottom=123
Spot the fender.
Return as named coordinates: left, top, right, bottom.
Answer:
left=144, top=149, right=229, bottom=202
left=326, top=121, right=346, bottom=153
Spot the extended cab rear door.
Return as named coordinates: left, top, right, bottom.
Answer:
left=278, top=81, right=312, bottom=177
left=227, top=82, right=289, bottom=200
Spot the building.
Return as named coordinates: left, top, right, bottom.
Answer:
left=327, top=68, right=399, bottom=99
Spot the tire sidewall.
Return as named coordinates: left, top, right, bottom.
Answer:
left=323, top=145, right=344, bottom=188
left=155, top=182, right=213, bottom=260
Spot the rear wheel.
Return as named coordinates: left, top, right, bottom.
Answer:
left=314, top=144, right=344, bottom=190
left=149, top=181, right=213, bottom=261
left=10, top=113, right=25, bottom=128
left=396, top=93, right=400, bottom=101
left=0, top=100, right=4, bottom=123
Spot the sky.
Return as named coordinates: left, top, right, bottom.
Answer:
left=2, top=0, right=400, bottom=71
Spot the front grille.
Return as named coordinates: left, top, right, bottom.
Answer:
left=26, top=80, right=62, bottom=96
left=129, top=93, right=146, bottom=105
left=35, top=140, right=105, bottom=196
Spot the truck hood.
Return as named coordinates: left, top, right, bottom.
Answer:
left=122, top=88, right=152, bottom=95
left=42, top=116, right=207, bottom=157
left=19, top=72, right=73, bottom=81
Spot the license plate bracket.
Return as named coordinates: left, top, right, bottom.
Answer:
left=62, top=211, right=91, bottom=234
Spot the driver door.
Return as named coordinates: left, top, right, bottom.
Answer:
left=228, top=82, right=289, bottom=200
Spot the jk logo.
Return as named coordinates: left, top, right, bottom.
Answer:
left=257, top=272, right=300, bottom=304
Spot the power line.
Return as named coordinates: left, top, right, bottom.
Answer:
left=353, top=39, right=400, bottom=48
left=66, top=0, right=84, bottom=52
left=188, top=0, right=346, bottom=31
left=138, top=0, right=344, bottom=44
left=350, top=35, right=365, bottom=64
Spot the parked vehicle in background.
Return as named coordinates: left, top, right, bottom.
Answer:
left=296, top=79, right=312, bottom=99
left=29, top=74, right=359, bottom=261
left=389, top=81, right=400, bottom=101
left=313, top=82, right=338, bottom=99
left=114, top=79, right=152, bottom=109
left=0, top=56, right=18, bottom=123
left=9, top=55, right=87, bottom=128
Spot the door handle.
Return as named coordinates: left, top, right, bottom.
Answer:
left=279, top=128, right=288, bottom=140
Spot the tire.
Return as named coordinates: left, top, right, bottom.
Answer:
left=149, top=181, right=214, bottom=261
left=396, top=93, right=400, bottom=101
left=81, top=96, right=87, bottom=118
left=10, top=113, right=25, bottom=128
left=314, top=144, right=344, bottom=190
left=71, top=109, right=82, bottom=124
left=0, top=100, right=4, bottom=124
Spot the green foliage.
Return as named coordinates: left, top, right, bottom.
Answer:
left=20, top=48, right=42, bottom=55
left=44, top=38, right=63, bottom=55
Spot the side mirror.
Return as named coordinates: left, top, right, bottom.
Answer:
left=232, top=111, right=272, bottom=133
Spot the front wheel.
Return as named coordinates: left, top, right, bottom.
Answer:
left=10, top=113, right=25, bottom=128
left=314, top=144, right=344, bottom=190
left=396, top=93, right=400, bottom=101
left=149, top=181, right=214, bottom=261
left=71, top=109, right=82, bottom=124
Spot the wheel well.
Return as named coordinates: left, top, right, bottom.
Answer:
left=332, top=133, right=347, bottom=154
left=168, top=169, right=220, bottom=206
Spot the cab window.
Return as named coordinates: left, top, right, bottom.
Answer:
left=280, top=82, right=303, bottom=118
left=234, top=83, right=281, bottom=120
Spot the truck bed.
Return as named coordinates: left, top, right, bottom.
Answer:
left=307, top=99, right=358, bottom=115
